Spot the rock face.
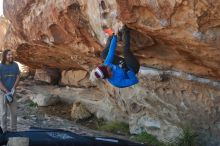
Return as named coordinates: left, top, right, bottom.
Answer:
left=87, top=68, right=220, bottom=144
left=117, top=0, right=220, bottom=80
left=3, top=0, right=220, bottom=145
left=71, top=102, right=92, bottom=121
left=0, top=16, right=9, bottom=51
left=4, top=0, right=102, bottom=70
left=60, top=70, right=91, bottom=87
left=34, top=69, right=60, bottom=84
left=3, top=0, right=220, bottom=80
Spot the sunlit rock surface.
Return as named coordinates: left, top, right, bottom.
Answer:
left=0, top=16, right=9, bottom=51
left=4, top=0, right=220, bottom=80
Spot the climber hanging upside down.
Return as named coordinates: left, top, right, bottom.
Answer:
left=91, top=25, right=140, bottom=88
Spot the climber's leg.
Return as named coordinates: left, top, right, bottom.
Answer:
left=122, top=26, right=140, bottom=74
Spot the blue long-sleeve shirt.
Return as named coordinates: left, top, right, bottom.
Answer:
left=103, top=35, right=138, bottom=88
left=0, top=62, right=20, bottom=91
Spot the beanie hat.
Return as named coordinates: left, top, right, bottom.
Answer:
left=95, top=66, right=109, bottom=79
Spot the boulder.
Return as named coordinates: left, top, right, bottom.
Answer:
left=71, top=101, right=92, bottom=121
left=34, top=69, right=60, bottom=84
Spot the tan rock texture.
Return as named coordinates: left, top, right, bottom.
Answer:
left=87, top=71, right=220, bottom=143
left=34, top=68, right=60, bottom=84
left=60, top=70, right=91, bottom=87
left=3, top=0, right=220, bottom=80
left=0, top=16, right=9, bottom=51
left=71, top=101, right=92, bottom=121
left=4, top=0, right=102, bottom=70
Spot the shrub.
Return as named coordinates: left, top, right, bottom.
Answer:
left=168, top=126, right=198, bottom=146
left=98, top=121, right=130, bottom=135
left=130, top=132, right=166, bottom=146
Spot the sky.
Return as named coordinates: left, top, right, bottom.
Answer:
left=0, top=0, right=3, bottom=16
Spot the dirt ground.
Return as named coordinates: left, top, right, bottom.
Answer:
left=15, top=79, right=132, bottom=141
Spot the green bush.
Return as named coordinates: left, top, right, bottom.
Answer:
left=168, top=126, right=198, bottom=146
left=98, top=121, right=130, bottom=135
left=28, top=100, right=38, bottom=108
left=130, top=132, right=166, bottom=146
left=130, top=126, right=198, bottom=146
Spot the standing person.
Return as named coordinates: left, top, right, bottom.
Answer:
left=0, top=49, right=20, bottom=132
left=91, top=25, right=140, bottom=88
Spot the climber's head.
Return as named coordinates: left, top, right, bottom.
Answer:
left=95, top=65, right=112, bottom=79
left=90, top=65, right=112, bottom=82
left=1, top=49, right=14, bottom=64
